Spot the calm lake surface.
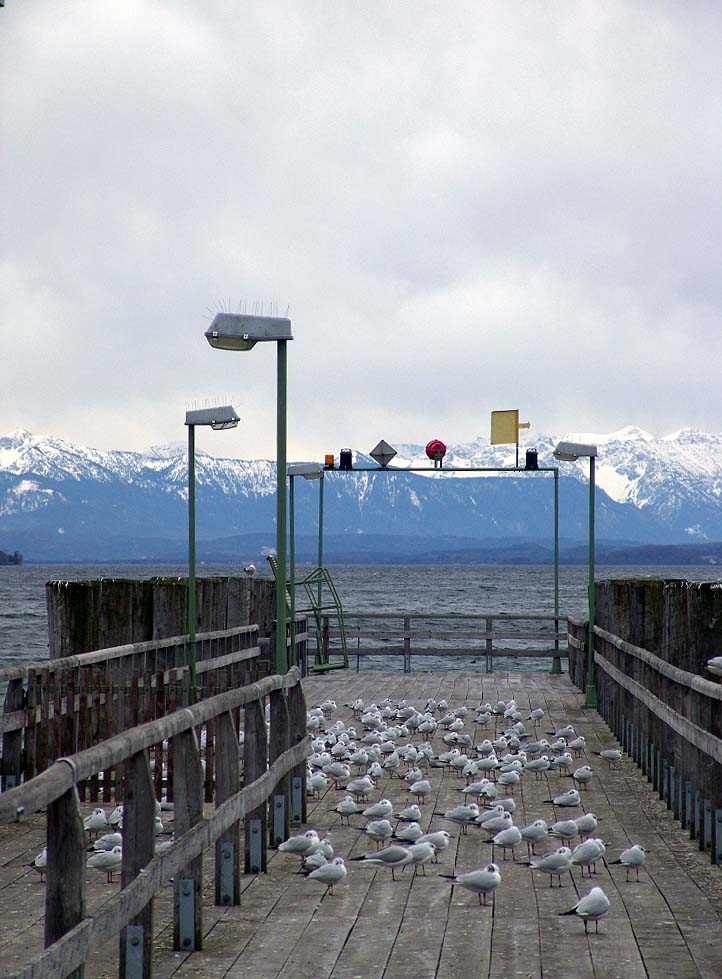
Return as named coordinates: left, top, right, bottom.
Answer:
left=1, top=563, right=720, bottom=671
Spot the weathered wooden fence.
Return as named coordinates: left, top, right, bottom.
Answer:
left=46, top=576, right=277, bottom=659
left=0, top=667, right=310, bottom=979
left=317, top=611, right=567, bottom=673
left=568, top=614, right=722, bottom=864
left=0, top=625, right=262, bottom=796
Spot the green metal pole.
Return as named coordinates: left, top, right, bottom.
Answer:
left=551, top=467, right=561, bottom=674
left=585, top=455, right=598, bottom=708
left=187, top=424, right=197, bottom=703
left=275, top=339, right=288, bottom=674
left=317, top=473, right=324, bottom=582
left=289, top=474, right=296, bottom=668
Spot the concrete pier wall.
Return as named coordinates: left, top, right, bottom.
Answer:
left=46, top=576, right=276, bottom=658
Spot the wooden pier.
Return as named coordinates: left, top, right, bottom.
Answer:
left=2, top=669, right=721, bottom=979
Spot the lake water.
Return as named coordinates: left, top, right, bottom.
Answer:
left=1, top=563, right=720, bottom=672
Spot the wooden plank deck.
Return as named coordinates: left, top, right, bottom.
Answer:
left=1, top=671, right=721, bottom=979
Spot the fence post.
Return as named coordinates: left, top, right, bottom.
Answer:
left=119, top=750, right=155, bottom=978
left=46, top=785, right=86, bottom=979
left=403, top=616, right=411, bottom=674
left=173, top=727, right=204, bottom=950
left=1, top=677, right=24, bottom=789
left=269, top=688, right=291, bottom=847
left=485, top=617, right=493, bottom=673
left=215, top=710, right=241, bottom=906
left=288, top=679, right=308, bottom=825
left=244, top=697, right=268, bottom=872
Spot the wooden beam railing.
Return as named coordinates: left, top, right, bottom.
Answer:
left=567, top=615, right=722, bottom=865
left=312, top=611, right=567, bottom=674
left=0, top=667, right=311, bottom=979
left=1, top=625, right=263, bottom=793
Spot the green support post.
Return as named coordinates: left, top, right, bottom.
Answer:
left=585, top=455, right=598, bottom=708
left=276, top=339, right=288, bottom=675
left=187, top=424, right=197, bottom=702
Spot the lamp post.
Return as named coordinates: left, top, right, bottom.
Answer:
left=185, top=405, right=240, bottom=702
left=205, top=313, right=293, bottom=674
left=553, top=440, right=598, bottom=708
left=288, top=463, right=324, bottom=673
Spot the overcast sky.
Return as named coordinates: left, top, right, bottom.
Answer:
left=2, top=1, right=721, bottom=461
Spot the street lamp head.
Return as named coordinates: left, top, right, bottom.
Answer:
left=553, top=440, right=598, bottom=462
left=205, top=313, right=293, bottom=351
left=185, top=405, right=240, bottom=430
left=288, top=462, right=324, bottom=480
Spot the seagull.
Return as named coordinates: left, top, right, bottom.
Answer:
left=574, top=813, right=599, bottom=839
left=435, top=803, right=479, bottom=834
left=567, top=735, right=586, bottom=756
left=611, top=843, right=647, bottom=881
left=362, top=799, right=394, bottom=820
left=345, top=776, right=375, bottom=801
left=441, top=863, right=501, bottom=906
left=350, top=845, right=411, bottom=880
left=483, top=825, right=522, bottom=860
left=520, top=819, right=548, bottom=856
left=394, top=804, right=422, bottom=823
left=329, top=795, right=360, bottom=824
left=394, top=821, right=424, bottom=843
left=278, top=829, right=320, bottom=859
left=559, top=886, right=610, bottom=933
left=307, top=856, right=347, bottom=895
left=525, top=846, right=573, bottom=886
left=705, top=656, right=722, bottom=677
left=549, top=819, right=580, bottom=842
left=407, top=779, right=432, bottom=803
left=403, top=841, right=437, bottom=876
left=365, top=819, right=394, bottom=847
left=416, top=829, right=452, bottom=862
left=547, top=788, right=581, bottom=808
left=28, top=847, right=47, bottom=881
left=594, top=748, right=623, bottom=767
left=83, top=808, right=107, bottom=837
left=87, top=845, right=122, bottom=883
left=91, top=832, right=123, bottom=852
left=571, top=765, right=594, bottom=789
left=571, top=838, right=606, bottom=877
left=108, top=805, right=123, bottom=827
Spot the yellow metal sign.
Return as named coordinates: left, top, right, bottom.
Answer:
left=491, top=409, right=530, bottom=445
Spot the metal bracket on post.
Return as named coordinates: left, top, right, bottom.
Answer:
left=3, top=774, right=18, bottom=790
left=248, top=818, right=262, bottom=873
left=178, top=879, right=196, bottom=950
left=219, top=842, right=235, bottom=905
left=125, top=925, right=144, bottom=978
left=273, top=794, right=286, bottom=846
left=704, top=800, right=712, bottom=853
left=291, top=776, right=303, bottom=824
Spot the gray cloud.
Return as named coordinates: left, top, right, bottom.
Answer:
left=2, top=1, right=722, bottom=459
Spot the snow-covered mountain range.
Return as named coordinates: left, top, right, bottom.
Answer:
left=2, top=427, right=722, bottom=561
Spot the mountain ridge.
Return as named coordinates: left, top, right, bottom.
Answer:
left=3, top=428, right=722, bottom=561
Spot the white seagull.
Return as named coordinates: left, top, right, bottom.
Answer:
left=441, top=863, right=501, bottom=905
left=559, top=886, right=610, bottom=933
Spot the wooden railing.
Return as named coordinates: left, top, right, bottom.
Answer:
left=314, top=611, right=567, bottom=673
left=0, top=625, right=261, bottom=794
left=568, top=616, right=722, bottom=864
left=0, top=667, right=310, bottom=979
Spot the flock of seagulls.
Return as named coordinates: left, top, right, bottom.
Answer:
left=28, top=799, right=174, bottom=885
left=290, top=691, right=651, bottom=935
left=25, top=683, right=656, bottom=948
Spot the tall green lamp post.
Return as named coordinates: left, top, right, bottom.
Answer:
left=185, top=405, right=240, bottom=702
left=205, top=313, right=293, bottom=674
left=287, top=462, right=324, bottom=671
left=553, top=440, right=598, bottom=708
